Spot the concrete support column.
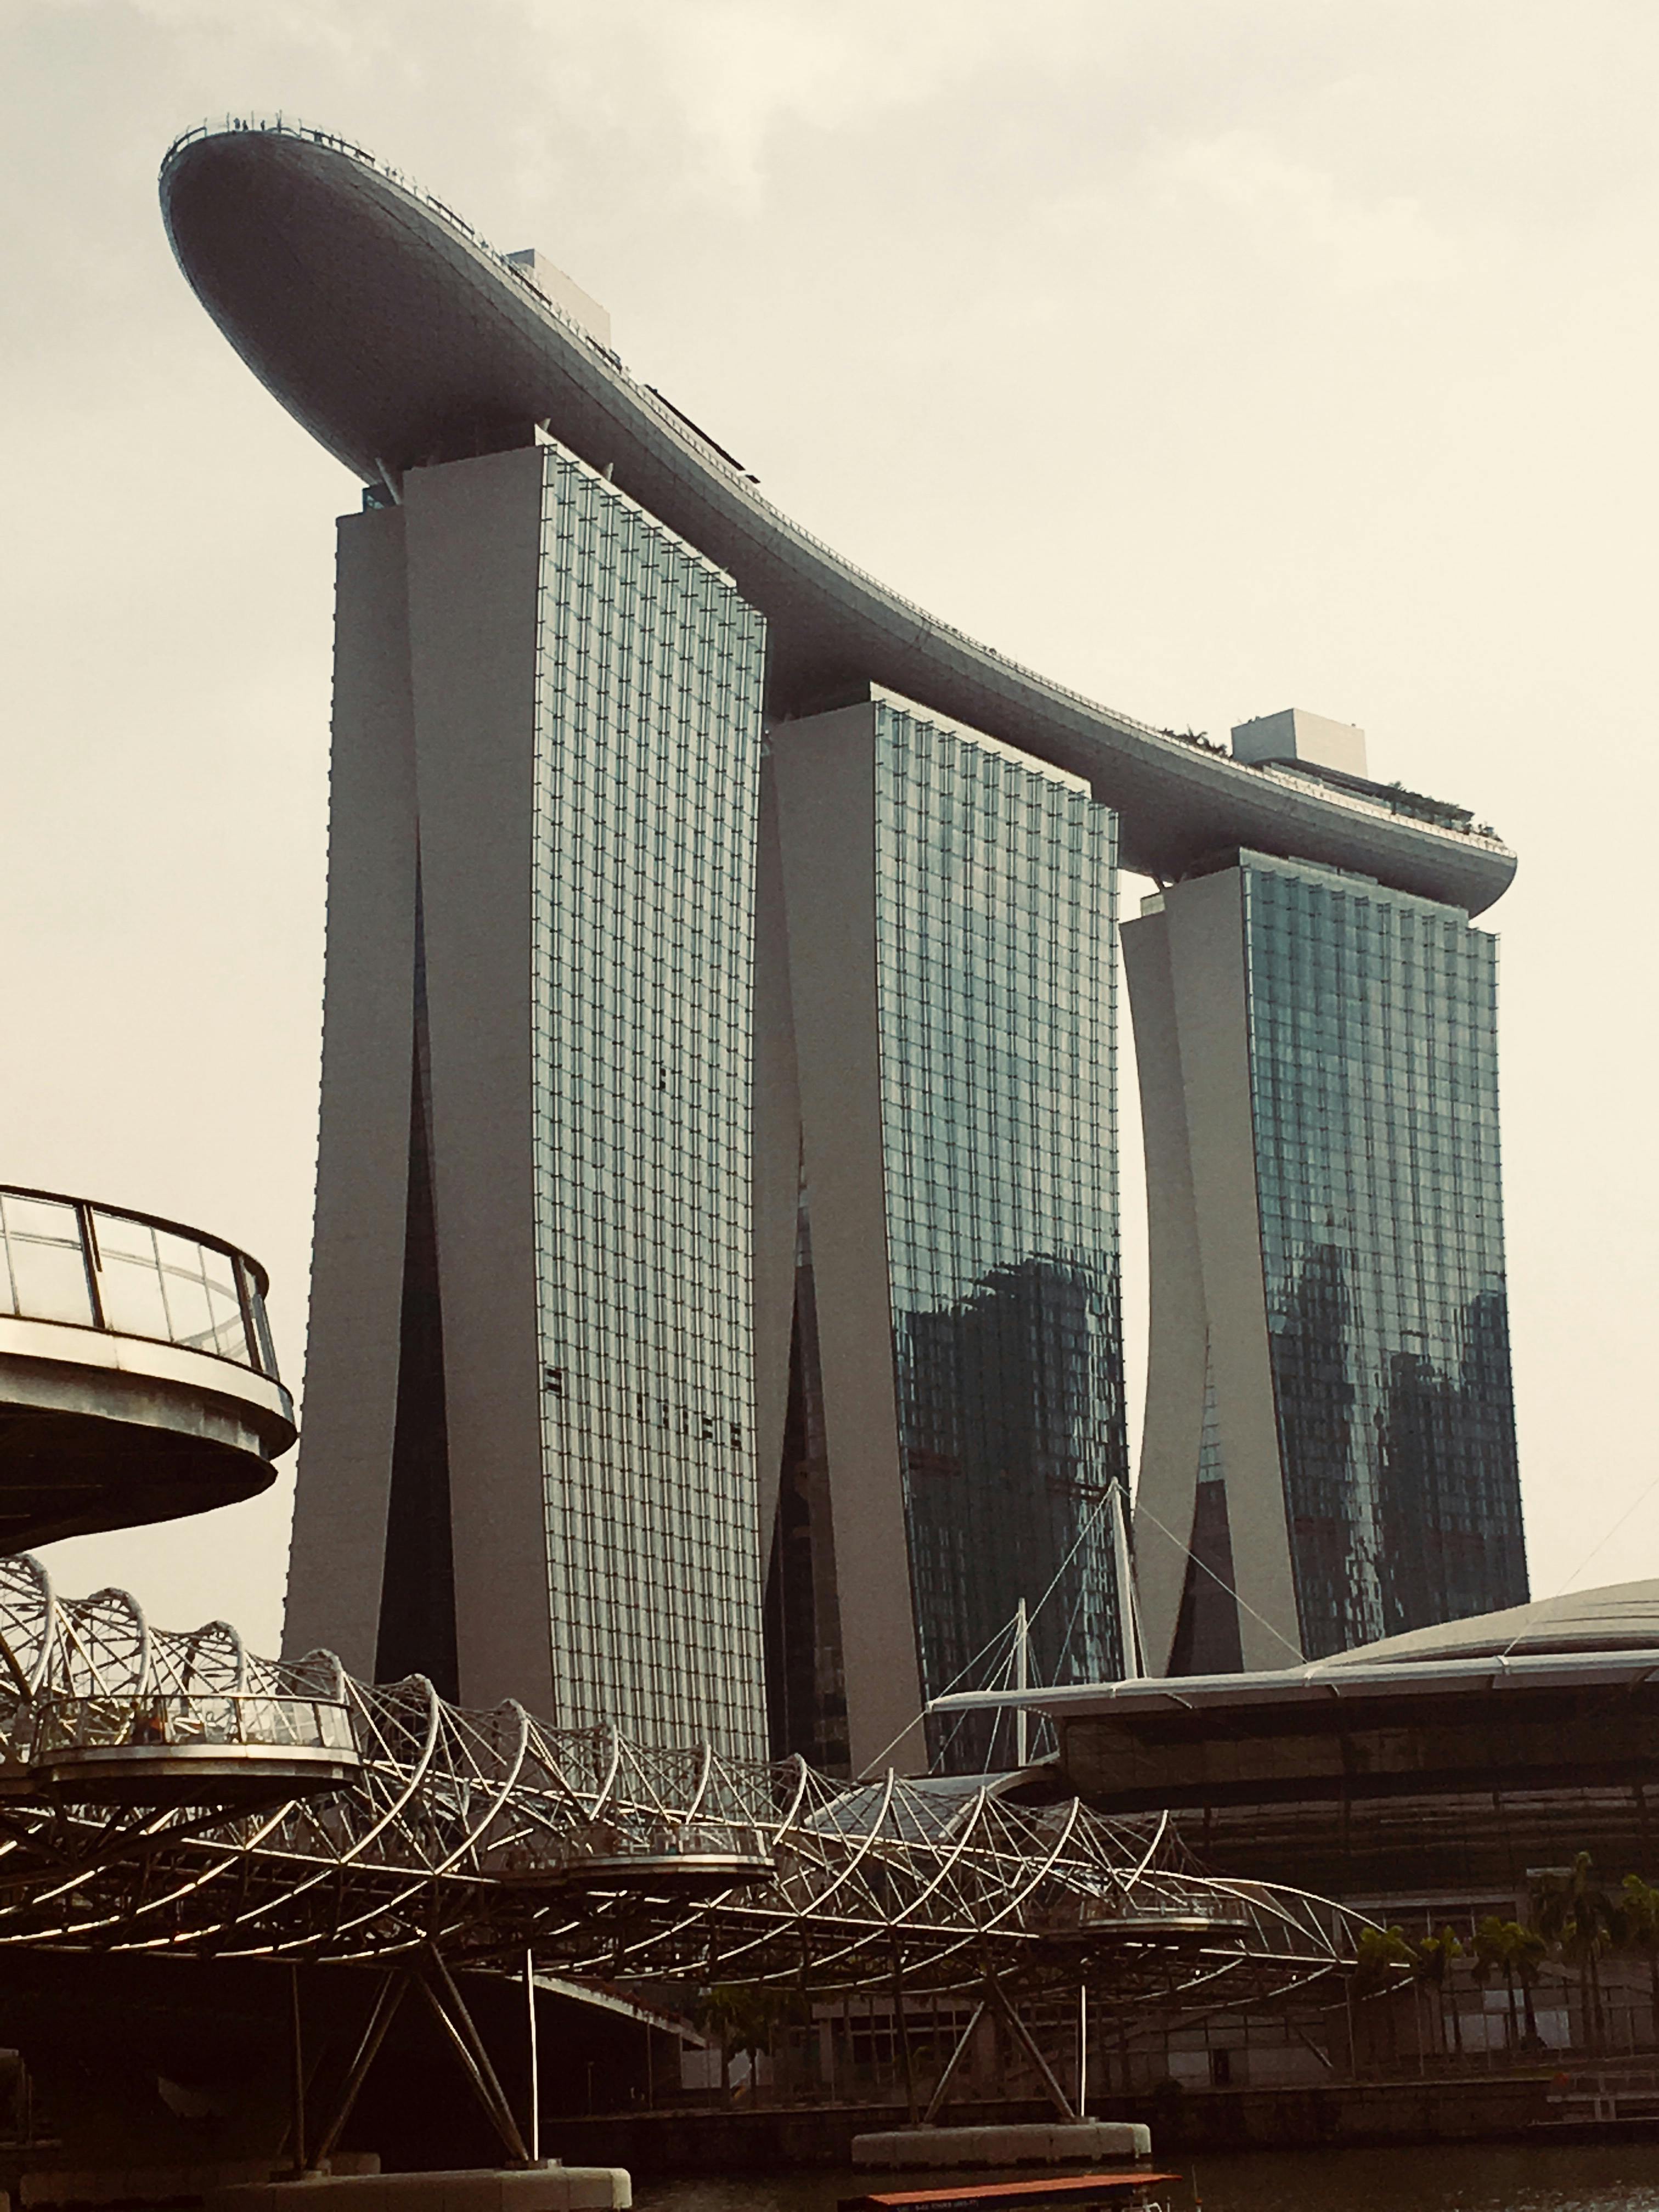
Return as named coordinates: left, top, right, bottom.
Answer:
left=285, top=507, right=419, bottom=1676
left=1124, top=871, right=1302, bottom=1673
left=400, top=447, right=553, bottom=1717
left=769, top=704, right=925, bottom=1776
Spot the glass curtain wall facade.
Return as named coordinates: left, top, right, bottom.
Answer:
left=531, top=447, right=769, bottom=1751
left=1242, top=855, right=1523, bottom=1656
left=1127, top=848, right=1525, bottom=1679
left=763, top=695, right=1128, bottom=1776
left=873, top=709, right=1128, bottom=1736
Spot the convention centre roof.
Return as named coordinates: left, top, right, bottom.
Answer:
left=932, top=1581, right=1659, bottom=1729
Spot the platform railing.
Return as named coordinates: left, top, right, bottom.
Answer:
left=490, top=1815, right=776, bottom=1882
left=30, top=1692, right=356, bottom=1760
left=0, top=1186, right=279, bottom=1379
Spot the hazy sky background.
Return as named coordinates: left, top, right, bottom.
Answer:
left=3, top=0, right=1655, bottom=1658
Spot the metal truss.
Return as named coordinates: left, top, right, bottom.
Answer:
left=0, top=1558, right=1368, bottom=2008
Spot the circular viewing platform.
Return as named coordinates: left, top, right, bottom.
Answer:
left=30, top=1689, right=358, bottom=1807
left=491, top=1819, right=777, bottom=1895
left=0, top=1185, right=296, bottom=1550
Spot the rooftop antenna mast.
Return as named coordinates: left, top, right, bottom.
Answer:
left=1014, top=1599, right=1030, bottom=1769
left=1111, top=1481, right=1144, bottom=1680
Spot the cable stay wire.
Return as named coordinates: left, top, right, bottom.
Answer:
left=1133, top=1495, right=1305, bottom=1666
left=871, top=1485, right=1125, bottom=1781
left=1496, top=1462, right=1659, bottom=1661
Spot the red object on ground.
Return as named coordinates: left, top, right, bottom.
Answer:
left=842, top=2175, right=1184, bottom=2211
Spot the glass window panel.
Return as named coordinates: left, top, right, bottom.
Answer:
left=94, top=1211, right=160, bottom=1262
left=2, top=1197, right=93, bottom=1325
left=4, top=1194, right=84, bottom=1244
left=8, top=1234, right=94, bottom=1326
left=97, top=1248, right=171, bottom=1342
left=150, top=1232, right=217, bottom=1353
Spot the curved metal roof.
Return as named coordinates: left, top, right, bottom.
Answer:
left=159, top=117, right=1516, bottom=915
left=930, top=1581, right=1659, bottom=1727
left=1316, top=1581, right=1659, bottom=1667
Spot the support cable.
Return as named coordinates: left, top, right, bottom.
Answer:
left=1133, top=1499, right=1304, bottom=1663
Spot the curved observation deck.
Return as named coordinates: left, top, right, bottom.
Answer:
left=160, top=117, right=1515, bottom=917
left=489, top=1815, right=777, bottom=1895
left=0, top=1559, right=357, bottom=1809
left=32, top=1690, right=357, bottom=1807
left=0, top=1187, right=295, bottom=1549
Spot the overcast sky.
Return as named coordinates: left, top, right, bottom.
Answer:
left=4, top=0, right=1656, bottom=1658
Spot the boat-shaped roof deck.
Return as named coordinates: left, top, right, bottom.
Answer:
left=161, top=117, right=1515, bottom=916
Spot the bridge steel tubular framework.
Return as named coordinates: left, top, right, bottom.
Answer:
left=0, top=1559, right=1370, bottom=2019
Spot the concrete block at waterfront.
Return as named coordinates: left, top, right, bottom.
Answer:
left=852, top=2122, right=1152, bottom=2168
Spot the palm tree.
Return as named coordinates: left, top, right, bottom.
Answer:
left=1474, top=1916, right=1520, bottom=2050
left=1530, top=1861, right=1577, bottom=1947
left=1532, top=1855, right=1612, bottom=2052
left=1352, top=1925, right=1417, bottom=1995
left=1474, top=1917, right=1547, bottom=2051
left=1417, top=1926, right=1466, bottom=2057
left=1621, top=1875, right=1659, bottom=2047
left=693, top=1982, right=800, bottom=2101
left=1350, top=1925, right=1416, bottom=2069
left=1511, top=1922, right=1547, bottom=2049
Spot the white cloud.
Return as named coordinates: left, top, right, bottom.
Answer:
left=523, top=0, right=1048, bottom=200
left=1159, top=125, right=1463, bottom=294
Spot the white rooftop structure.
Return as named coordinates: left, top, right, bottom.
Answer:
left=502, top=248, right=612, bottom=349
left=1231, top=707, right=1369, bottom=781
left=1316, top=1580, right=1659, bottom=1668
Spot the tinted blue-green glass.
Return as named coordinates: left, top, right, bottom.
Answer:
left=529, top=444, right=768, bottom=1754
left=1242, top=853, right=1524, bottom=1657
left=873, top=702, right=1128, bottom=1751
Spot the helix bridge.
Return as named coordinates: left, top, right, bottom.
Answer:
left=0, top=1555, right=1367, bottom=2011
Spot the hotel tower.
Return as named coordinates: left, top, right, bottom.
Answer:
left=162, top=123, right=1525, bottom=1763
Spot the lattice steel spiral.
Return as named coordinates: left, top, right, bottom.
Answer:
left=0, top=1557, right=1367, bottom=2007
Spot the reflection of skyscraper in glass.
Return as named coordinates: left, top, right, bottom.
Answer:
left=1126, top=838, right=1525, bottom=1674
left=757, top=695, right=1128, bottom=1775
left=899, top=1256, right=1127, bottom=1769
left=284, top=438, right=770, bottom=1754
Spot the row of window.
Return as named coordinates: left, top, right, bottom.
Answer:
left=870, top=701, right=1128, bottom=1707
left=528, top=445, right=767, bottom=1756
